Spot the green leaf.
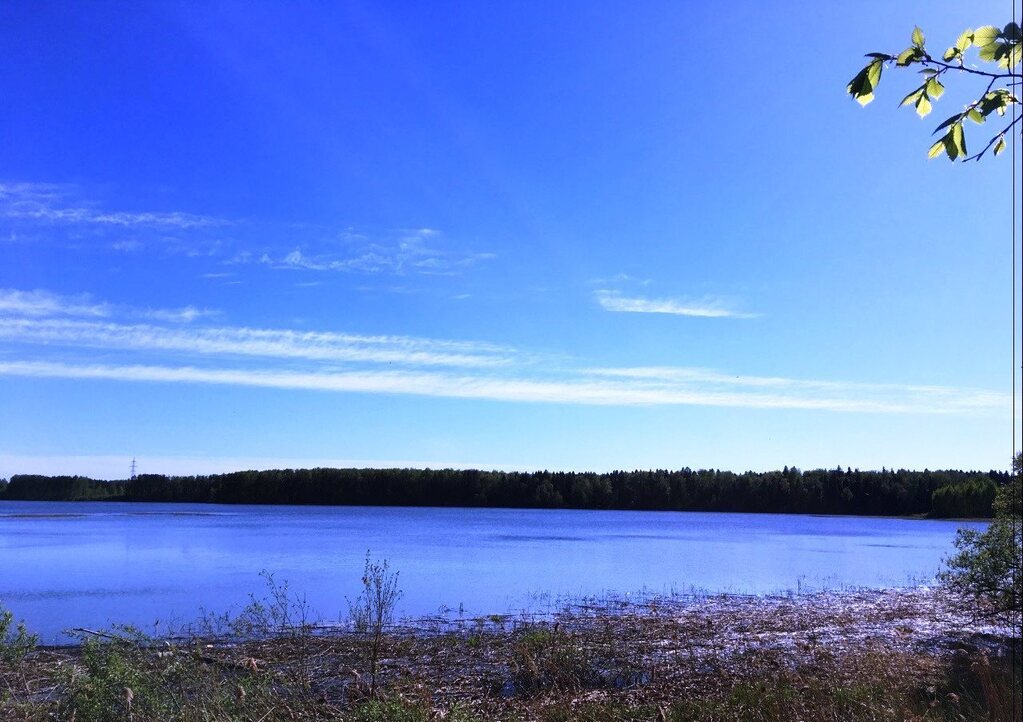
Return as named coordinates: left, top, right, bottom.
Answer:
left=978, top=42, right=999, bottom=61
left=973, top=26, right=1001, bottom=46
left=863, top=52, right=891, bottom=59
left=896, top=48, right=916, bottom=65
left=912, top=26, right=925, bottom=47
left=942, top=47, right=958, bottom=61
left=866, top=59, right=882, bottom=88
left=915, top=93, right=932, bottom=118
left=900, top=87, right=924, bottom=107
left=994, top=135, right=1006, bottom=156
left=928, top=138, right=945, bottom=159
left=955, top=29, right=974, bottom=51
left=967, top=108, right=985, bottom=124
left=993, top=41, right=1021, bottom=68
left=1004, top=22, right=1022, bottom=41
left=1007, top=43, right=1022, bottom=68
left=920, top=68, right=938, bottom=76
left=951, top=123, right=967, bottom=157
left=846, top=66, right=875, bottom=106
left=925, top=78, right=944, bottom=99
left=943, top=134, right=958, bottom=161
left=979, top=91, right=1006, bottom=116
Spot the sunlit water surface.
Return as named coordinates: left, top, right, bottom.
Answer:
left=0, top=501, right=987, bottom=642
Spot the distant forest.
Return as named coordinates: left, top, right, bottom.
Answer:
left=0, top=466, right=1007, bottom=518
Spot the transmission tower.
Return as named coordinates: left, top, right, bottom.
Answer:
left=130, top=457, right=137, bottom=480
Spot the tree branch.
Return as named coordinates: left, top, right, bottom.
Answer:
left=965, top=113, right=1023, bottom=161
left=920, top=54, right=1019, bottom=80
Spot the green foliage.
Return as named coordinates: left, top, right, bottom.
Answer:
left=349, top=699, right=432, bottom=722
left=64, top=633, right=172, bottom=722
left=930, top=478, right=997, bottom=518
left=0, top=604, right=37, bottom=664
left=61, top=629, right=277, bottom=722
left=940, top=453, right=1022, bottom=625
left=4, top=474, right=123, bottom=501
left=349, top=699, right=480, bottom=722
left=848, top=22, right=1021, bottom=160
left=11, top=466, right=1013, bottom=518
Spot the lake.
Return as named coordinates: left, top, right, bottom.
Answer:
left=0, top=501, right=987, bottom=642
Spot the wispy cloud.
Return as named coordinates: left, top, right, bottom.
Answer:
left=0, top=182, right=227, bottom=229
left=110, top=239, right=143, bottom=253
left=0, top=288, right=216, bottom=324
left=141, top=307, right=218, bottom=323
left=257, top=229, right=495, bottom=277
left=595, top=290, right=758, bottom=319
left=0, top=359, right=1004, bottom=414
left=582, top=366, right=1006, bottom=413
left=0, top=318, right=513, bottom=368
left=0, top=289, right=110, bottom=318
left=2, top=183, right=493, bottom=288
left=0, top=288, right=1003, bottom=415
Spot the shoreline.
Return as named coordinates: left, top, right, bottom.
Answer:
left=0, top=496, right=995, bottom=522
left=3, top=586, right=1018, bottom=721
left=31, top=586, right=1014, bottom=651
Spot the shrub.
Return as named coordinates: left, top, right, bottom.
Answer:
left=0, top=604, right=37, bottom=664
left=940, top=453, right=1022, bottom=626
left=63, top=632, right=172, bottom=722
left=347, top=553, right=403, bottom=697
left=62, top=627, right=276, bottom=722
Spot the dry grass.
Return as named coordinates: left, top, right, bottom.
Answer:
left=0, top=588, right=1018, bottom=722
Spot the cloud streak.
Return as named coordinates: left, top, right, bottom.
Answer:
left=0, top=318, right=514, bottom=368
left=595, top=290, right=757, bottom=318
left=0, top=289, right=217, bottom=324
left=0, top=359, right=1004, bottom=414
left=1, top=183, right=492, bottom=288
left=257, top=229, right=495, bottom=277
left=0, top=289, right=110, bottom=318
left=0, top=288, right=1004, bottom=415
left=0, top=182, right=227, bottom=229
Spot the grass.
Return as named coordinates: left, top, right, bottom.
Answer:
left=0, top=587, right=1018, bottom=722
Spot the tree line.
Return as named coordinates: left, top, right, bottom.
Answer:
left=0, top=465, right=1009, bottom=518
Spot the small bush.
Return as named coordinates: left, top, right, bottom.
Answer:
left=0, top=604, right=38, bottom=664
left=940, top=453, right=1022, bottom=626
left=348, top=553, right=403, bottom=697
left=63, top=632, right=173, bottom=722
left=61, top=628, right=276, bottom=722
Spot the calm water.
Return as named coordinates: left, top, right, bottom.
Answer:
left=0, top=501, right=987, bottom=642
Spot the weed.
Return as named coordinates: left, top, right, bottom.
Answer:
left=348, top=552, right=403, bottom=697
left=511, top=626, right=598, bottom=694
left=232, top=570, right=316, bottom=640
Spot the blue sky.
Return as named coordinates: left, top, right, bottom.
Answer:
left=1, top=0, right=1019, bottom=479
